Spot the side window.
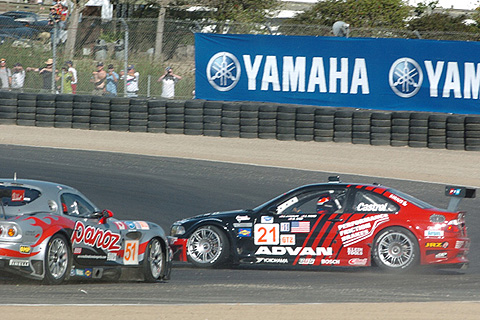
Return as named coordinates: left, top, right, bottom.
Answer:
left=60, top=193, right=95, bottom=216
left=276, top=189, right=347, bottom=215
left=352, top=191, right=399, bottom=213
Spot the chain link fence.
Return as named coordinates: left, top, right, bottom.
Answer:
left=1, top=16, right=479, bottom=99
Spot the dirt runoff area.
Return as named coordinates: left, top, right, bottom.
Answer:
left=1, top=124, right=480, bottom=319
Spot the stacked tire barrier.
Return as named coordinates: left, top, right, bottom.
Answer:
left=0, top=91, right=479, bottom=151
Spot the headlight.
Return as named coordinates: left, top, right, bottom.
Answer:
left=170, top=225, right=185, bottom=236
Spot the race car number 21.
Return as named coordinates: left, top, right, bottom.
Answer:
left=254, top=224, right=279, bottom=245
left=123, top=240, right=139, bottom=265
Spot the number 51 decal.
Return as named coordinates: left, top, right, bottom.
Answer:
left=254, top=224, right=279, bottom=245
left=123, top=240, right=139, bottom=265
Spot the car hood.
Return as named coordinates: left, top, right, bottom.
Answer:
left=176, top=209, right=254, bottom=224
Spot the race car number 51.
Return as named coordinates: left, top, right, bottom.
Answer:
left=123, top=240, right=139, bottom=265
left=254, top=224, right=279, bottom=245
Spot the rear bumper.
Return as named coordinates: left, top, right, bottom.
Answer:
left=421, top=237, right=470, bottom=267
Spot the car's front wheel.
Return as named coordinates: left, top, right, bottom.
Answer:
left=372, top=227, right=419, bottom=272
left=43, top=234, right=71, bottom=285
left=143, top=238, right=165, bottom=282
left=186, top=225, right=230, bottom=268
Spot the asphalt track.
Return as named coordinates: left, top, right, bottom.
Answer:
left=0, top=125, right=479, bottom=319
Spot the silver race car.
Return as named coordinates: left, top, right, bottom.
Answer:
left=0, top=178, right=171, bottom=284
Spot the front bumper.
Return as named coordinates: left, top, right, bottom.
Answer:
left=168, top=237, right=188, bottom=262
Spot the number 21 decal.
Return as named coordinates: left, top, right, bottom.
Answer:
left=254, top=224, right=279, bottom=245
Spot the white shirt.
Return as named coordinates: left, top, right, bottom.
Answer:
left=68, top=67, right=77, bottom=85
left=161, top=76, right=178, bottom=99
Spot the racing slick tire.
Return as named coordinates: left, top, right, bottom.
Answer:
left=143, top=238, right=165, bottom=282
left=186, top=225, right=230, bottom=268
left=43, top=234, right=72, bottom=285
left=372, top=227, right=419, bottom=273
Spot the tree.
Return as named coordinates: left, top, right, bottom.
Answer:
left=287, top=0, right=411, bottom=29
left=64, top=0, right=89, bottom=60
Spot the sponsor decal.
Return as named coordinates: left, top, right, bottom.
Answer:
left=71, top=221, right=121, bottom=252
left=455, top=241, right=465, bottom=249
left=114, top=221, right=127, bottom=230
left=355, top=202, right=389, bottom=212
left=19, top=246, right=31, bottom=254
left=233, top=223, right=253, bottom=228
left=11, top=190, right=25, bottom=202
left=291, top=221, right=310, bottom=233
left=235, top=215, right=251, bottom=223
left=85, top=268, right=92, bottom=278
left=348, top=258, right=368, bottom=266
left=347, top=247, right=363, bottom=256
left=9, top=259, right=29, bottom=267
left=280, top=234, right=295, bottom=245
left=256, top=257, right=289, bottom=264
left=107, top=252, right=117, bottom=261
left=389, top=58, right=423, bottom=98
left=425, top=242, right=449, bottom=248
left=321, top=259, right=340, bottom=265
left=124, top=221, right=149, bottom=230
left=280, top=222, right=290, bottom=232
left=207, top=52, right=241, bottom=91
left=261, top=216, right=274, bottom=224
left=298, top=258, right=316, bottom=265
left=238, top=228, right=252, bottom=237
left=388, top=194, right=408, bottom=207
left=77, top=255, right=107, bottom=260
left=435, top=252, right=448, bottom=259
left=277, top=197, right=298, bottom=214
left=338, top=214, right=389, bottom=247
left=254, top=224, right=279, bottom=245
left=424, top=230, right=444, bottom=237
left=255, top=246, right=333, bottom=256
left=73, top=247, right=82, bottom=254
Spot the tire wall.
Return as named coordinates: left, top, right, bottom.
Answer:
left=1, top=92, right=480, bottom=151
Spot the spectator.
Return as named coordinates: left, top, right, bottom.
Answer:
left=158, top=66, right=182, bottom=99
left=91, top=61, right=106, bottom=95
left=120, top=64, right=139, bottom=97
left=57, top=65, right=72, bottom=94
left=11, top=63, right=25, bottom=92
left=26, top=58, right=56, bottom=93
left=65, top=60, right=77, bottom=94
left=0, top=58, right=12, bottom=90
left=105, top=64, right=119, bottom=97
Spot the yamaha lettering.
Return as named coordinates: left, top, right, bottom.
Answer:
left=196, top=33, right=480, bottom=114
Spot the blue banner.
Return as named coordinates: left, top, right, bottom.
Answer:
left=195, top=33, right=480, bottom=115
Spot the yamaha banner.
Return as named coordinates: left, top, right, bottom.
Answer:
left=195, top=33, right=480, bottom=115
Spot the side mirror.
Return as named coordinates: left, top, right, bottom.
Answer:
left=99, top=209, right=114, bottom=224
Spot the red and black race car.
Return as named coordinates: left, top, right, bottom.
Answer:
left=169, top=177, right=474, bottom=272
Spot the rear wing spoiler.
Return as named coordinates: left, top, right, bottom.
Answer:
left=445, top=186, right=476, bottom=212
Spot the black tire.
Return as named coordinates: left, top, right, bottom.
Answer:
left=43, top=234, right=71, bottom=285
left=372, top=227, right=419, bottom=273
left=143, top=238, right=165, bottom=282
left=186, top=225, right=230, bottom=268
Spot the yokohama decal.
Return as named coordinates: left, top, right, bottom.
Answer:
left=71, top=221, right=121, bottom=252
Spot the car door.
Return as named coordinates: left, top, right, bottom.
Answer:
left=253, top=186, right=349, bottom=266
left=334, top=187, right=400, bottom=266
left=61, top=192, right=121, bottom=268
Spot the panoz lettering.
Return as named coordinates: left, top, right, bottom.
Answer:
left=71, top=221, right=121, bottom=252
left=243, top=56, right=370, bottom=94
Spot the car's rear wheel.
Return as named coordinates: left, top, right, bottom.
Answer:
left=143, top=238, right=165, bottom=282
left=186, top=225, right=230, bottom=268
left=43, top=234, right=71, bottom=285
left=372, top=227, right=419, bottom=272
